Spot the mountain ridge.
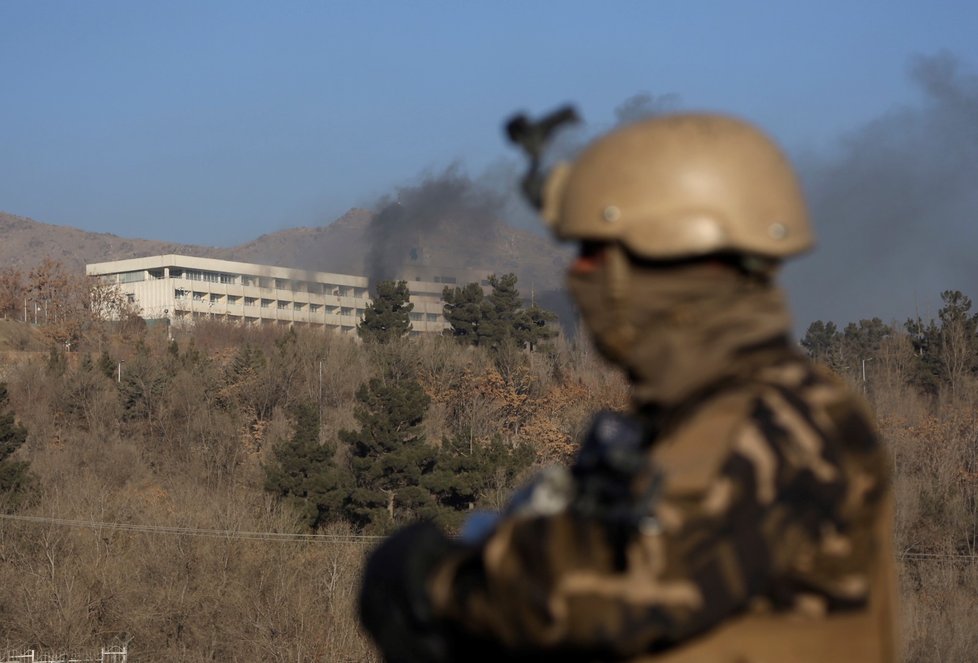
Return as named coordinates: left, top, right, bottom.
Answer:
left=0, top=209, right=569, bottom=294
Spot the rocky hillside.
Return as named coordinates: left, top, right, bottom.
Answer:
left=0, top=211, right=221, bottom=274
left=0, top=209, right=570, bottom=295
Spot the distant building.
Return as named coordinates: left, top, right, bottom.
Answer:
left=85, top=254, right=449, bottom=335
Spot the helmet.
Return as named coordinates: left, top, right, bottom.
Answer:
left=542, top=113, right=813, bottom=260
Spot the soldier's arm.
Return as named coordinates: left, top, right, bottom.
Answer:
left=428, top=389, right=887, bottom=658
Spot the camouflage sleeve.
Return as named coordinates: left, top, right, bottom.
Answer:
left=428, top=381, right=889, bottom=658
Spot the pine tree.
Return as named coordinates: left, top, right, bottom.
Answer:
left=441, top=282, right=484, bottom=344
left=359, top=280, right=413, bottom=343
left=0, top=383, right=35, bottom=511
left=265, top=402, right=348, bottom=529
left=906, top=290, right=978, bottom=395
left=340, top=373, right=437, bottom=530
left=423, top=435, right=533, bottom=528
left=801, top=320, right=842, bottom=364
left=517, top=303, right=559, bottom=350
left=479, top=274, right=520, bottom=349
left=443, top=274, right=557, bottom=351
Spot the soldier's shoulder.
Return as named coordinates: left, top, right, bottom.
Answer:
left=751, top=355, right=879, bottom=447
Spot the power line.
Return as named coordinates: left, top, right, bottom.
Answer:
left=2, top=513, right=977, bottom=562
left=0, top=513, right=383, bottom=543
left=899, top=550, right=978, bottom=561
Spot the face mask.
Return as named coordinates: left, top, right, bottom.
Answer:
left=567, top=259, right=793, bottom=406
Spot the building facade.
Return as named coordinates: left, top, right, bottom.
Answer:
left=86, top=255, right=450, bottom=335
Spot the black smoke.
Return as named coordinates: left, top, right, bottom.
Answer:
left=365, top=166, right=504, bottom=283
left=785, top=52, right=978, bottom=329
left=364, top=61, right=978, bottom=335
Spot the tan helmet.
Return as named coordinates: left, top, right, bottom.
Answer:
left=542, top=113, right=813, bottom=260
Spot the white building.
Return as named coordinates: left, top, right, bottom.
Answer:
left=85, top=254, right=450, bottom=335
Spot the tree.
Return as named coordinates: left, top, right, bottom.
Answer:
left=265, top=402, right=349, bottom=529
left=442, top=274, right=557, bottom=351
left=118, top=342, right=170, bottom=428
left=516, top=303, right=559, bottom=350
left=441, top=282, right=484, bottom=344
left=905, top=290, right=978, bottom=396
left=359, top=280, right=413, bottom=343
left=801, top=320, right=842, bottom=366
left=0, top=268, right=25, bottom=321
left=340, top=372, right=437, bottom=530
left=480, top=273, right=521, bottom=349
left=0, top=383, right=35, bottom=511
left=423, top=434, right=533, bottom=529
left=802, top=318, right=894, bottom=388
left=23, top=259, right=140, bottom=350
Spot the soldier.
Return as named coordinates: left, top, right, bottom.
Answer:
left=359, top=112, right=897, bottom=662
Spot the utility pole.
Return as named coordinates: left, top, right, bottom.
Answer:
left=861, top=357, right=874, bottom=394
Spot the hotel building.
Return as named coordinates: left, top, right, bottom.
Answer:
left=85, top=255, right=450, bottom=335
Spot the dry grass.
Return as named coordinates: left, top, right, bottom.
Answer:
left=0, top=321, right=973, bottom=661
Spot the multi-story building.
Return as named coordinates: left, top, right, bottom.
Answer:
left=85, top=254, right=450, bottom=335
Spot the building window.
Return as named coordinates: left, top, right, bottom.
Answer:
left=340, top=307, right=353, bottom=316
left=309, top=304, right=321, bottom=312
left=227, top=295, right=241, bottom=305
left=409, top=312, right=423, bottom=321
left=148, top=269, right=164, bottom=280
left=426, top=313, right=439, bottom=322
left=293, top=302, right=305, bottom=310
left=277, top=301, right=289, bottom=310
left=261, top=299, right=272, bottom=308
left=244, top=297, right=257, bottom=307
left=183, top=270, right=231, bottom=283
left=119, top=270, right=145, bottom=284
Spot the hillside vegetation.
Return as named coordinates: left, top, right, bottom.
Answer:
left=0, top=289, right=975, bottom=661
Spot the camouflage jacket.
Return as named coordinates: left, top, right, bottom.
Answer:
left=429, top=351, right=897, bottom=662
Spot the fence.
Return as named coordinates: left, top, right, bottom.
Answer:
left=1, top=646, right=126, bottom=663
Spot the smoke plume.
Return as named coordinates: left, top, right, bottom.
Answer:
left=786, top=52, right=978, bottom=329
left=365, top=166, right=504, bottom=283
left=362, top=61, right=978, bottom=335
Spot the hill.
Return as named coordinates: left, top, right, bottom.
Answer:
left=0, top=208, right=571, bottom=299
left=0, top=211, right=220, bottom=274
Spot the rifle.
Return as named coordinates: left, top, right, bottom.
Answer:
left=504, top=105, right=580, bottom=209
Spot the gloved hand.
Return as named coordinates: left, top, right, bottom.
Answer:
left=359, top=521, right=455, bottom=663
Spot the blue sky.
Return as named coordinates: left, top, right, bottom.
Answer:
left=3, top=2, right=978, bottom=327
left=2, top=1, right=974, bottom=244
